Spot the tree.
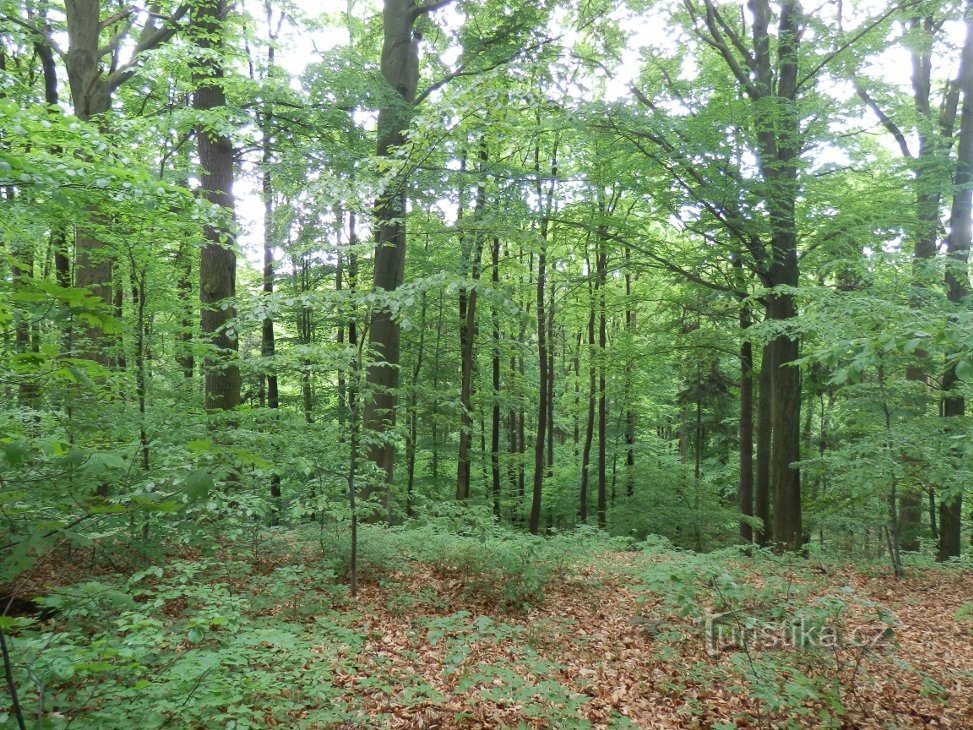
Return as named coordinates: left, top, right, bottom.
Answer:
left=192, top=0, right=240, bottom=411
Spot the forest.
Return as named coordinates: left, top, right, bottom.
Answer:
left=1, top=0, right=972, bottom=726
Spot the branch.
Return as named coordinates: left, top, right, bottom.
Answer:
left=797, top=0, right=919, bottom=90
left=683, top=0, right=760, bottom=100
left=99, top=5, right=136, bottom=30
left=414, top=33, right=558, bottom=106
left=410, top=0, right=455, bottom=21
left=855, top=80, right=913, bottom=158
left=105, top=4, right=189, bottom=93
left=706, top=0, right=755, bottom=72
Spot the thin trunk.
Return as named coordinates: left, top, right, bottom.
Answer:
left=405, top=285, right=429, bottom=516
left=755, top=342, right=773, bottom=546
left=546, top=279, right=555, bottom=474
left=596, top=242, right=608, bottom=529
left=579, top=278, right=597, bottom=524
left=456, top=146, right=486, bottom=501
left=132, top=267, right=149, bottom=471
left=624, top=252, right=636, bottom=498
left=529, top=139, right=557, bottom=534
left=491, top=235, right=503, bottom=518
left=430, top=294, right=444, bottom=492
left=260, top=64, right=280, bottom=501
left=739, top=298, right=755, bottom=542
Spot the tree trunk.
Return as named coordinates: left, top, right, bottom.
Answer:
left=456, top=146, right=486, bottom=501
left=624, top=247, right=636, bottom=498
left=546, top=279, right=555, bottom=475
left=529, top=238, right=548, bottom=535
left=528, top=139, right=557, bottom=534
left=755, top=342, right=773, bottom=546
left=739, top=301, right=755, bottom=542
left=362, top=0, right=426, bottom=513
left=939, top=2, right=973, bottom=561
left=596, top=241, right=608, bottom=529
left=193, top=0, right=240, bottom=412
left=260, top=97, right=280, bottom=501
left=491, top=235, right=503, bottom=518
left=579, top=280, right=597, bottom=524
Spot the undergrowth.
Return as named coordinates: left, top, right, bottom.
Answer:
left=0, top=511, right=626, bottom=728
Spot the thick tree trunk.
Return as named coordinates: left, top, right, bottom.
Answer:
left=767, top=294, right=801, bottom=550
left=65, top=1, right=113, bottom=360
left=193, top=0, right=240, bottom=412
left=939, top=3, right=973, bottom=561
left=751, top=0, right=803, bottom=550
left=362, top=0, right=425, bottom=513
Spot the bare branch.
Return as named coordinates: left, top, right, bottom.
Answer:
left=99, top=6, right=136, bottom=30
left=410, top=0, right=455, bottom=22
left=854, top=80, right=913, bottom=158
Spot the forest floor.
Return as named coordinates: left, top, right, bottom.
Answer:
left=5, top=528, right=973, bottom=728
left=316, top=553, right=973, bottom=728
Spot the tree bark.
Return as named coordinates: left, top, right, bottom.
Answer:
left=491, top=235, right=503, bottom=518
left=938, top=1, right=973, bottom=561
left=362, top=0, right=424, bottom=513
left=596, top=240, right=608, bottom=530
left=739, top=300, right=755, bottom=542
left=579, top=276, right=597, bottom=524
left=755, top=342, right=773, bottom=546
left=456, top=146, right=486, bottom=501
left=193, top=0, right=240, bottom=412
left=528, top=139, right=557, bottom=534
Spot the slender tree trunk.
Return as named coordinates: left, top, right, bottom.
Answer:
left=491, top=235, right=503, bottom=518
left=546, top=279, right=555, bottom=475
left=596, top=241, right=608, bottom=529
left=624, top=247, right=636, bottom=498
left=579, top=278, right=597, bottom=524
left=405, top=279, right=428, bottom=516
left=755, top=342, right=773, bottom=546
left=739, top=300, right=755, bottom=542
left=528, top=139, right=557, bottom=534
left=456, top=147, right=486, bottom=501
left=529, top=241, right=548, bottom=535
left=260, top=71, right=281, bottom=501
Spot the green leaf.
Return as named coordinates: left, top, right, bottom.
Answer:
left=2, top=441, right=29, bottom=467
left=184, top=469, right=214, bottom=501
left=956, top=359, right=973, bottom=381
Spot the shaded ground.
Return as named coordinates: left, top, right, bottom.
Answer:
left=4, top=542, right=973, bottom=728
left=303, top=555, right=973, bottom=728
